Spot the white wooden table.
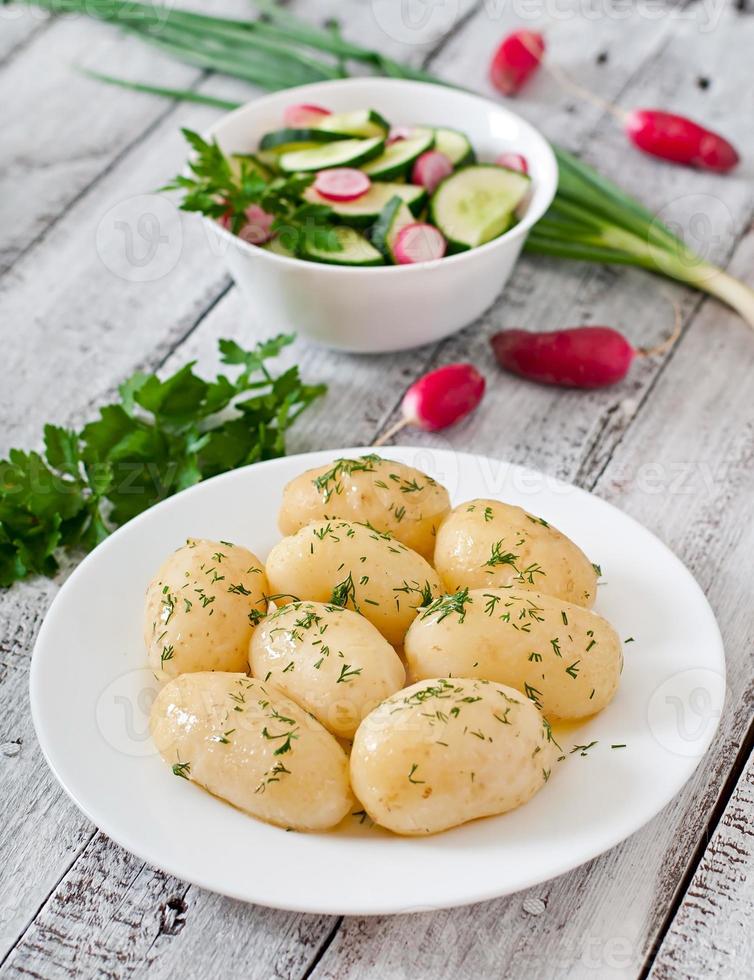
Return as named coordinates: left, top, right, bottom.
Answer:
left=1, top=2, right=752, bottom=977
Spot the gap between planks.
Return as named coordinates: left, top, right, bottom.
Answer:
left=638, top=713, right=754, bottom=979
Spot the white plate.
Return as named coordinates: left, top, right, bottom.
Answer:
left=30, top=448, right=725, bottom=915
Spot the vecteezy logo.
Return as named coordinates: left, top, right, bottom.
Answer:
left=648, top=192, right=736, bottom=283
left=96, top=667, right=160, bottom=758
left=647, top=668, right=725, bottom=758
left=95, top=194, right=183, bottom=282
left=370, top=0, right=461, bottom=46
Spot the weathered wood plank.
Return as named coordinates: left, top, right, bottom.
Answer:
left=0, top=832, right=336, bottom=979
left=0, top=17, right=202, bottom=274
left=0, top=5, right=49, bottom=65
left=648, top=746, right=754, bottom=980
left=0, top=578, right=98, bottom=960
left=0, top=84, right=250, bottom=455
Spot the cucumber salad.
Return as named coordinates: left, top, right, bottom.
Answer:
left=230, top=103, right=532, bottom=267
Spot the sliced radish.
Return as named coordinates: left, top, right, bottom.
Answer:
left=238, top=204, right=275, bottom=245
left=387, top=126, right=414, bottom=144
left=393, top=223, right=447, bottom=265
left=411, top=150, right=454, bottom=192
left=496, top=152, right=529, bottom=174
left=313, top=168, right=371, bottom=202
left=282, top=103, right=331, bottom=128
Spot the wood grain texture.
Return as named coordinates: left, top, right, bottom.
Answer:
left=0, top=0, right=752, bottom=977
left=0, top=832, right=336, bottom=979
left=0, top=6, right=49, bottom=65
left=648, top=747, right=754, bottom=980
left=0, top=17, right=199, bottom=274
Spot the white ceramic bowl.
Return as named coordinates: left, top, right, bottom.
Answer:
left=205, top=78, right=557, bottom=353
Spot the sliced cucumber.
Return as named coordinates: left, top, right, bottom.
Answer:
left=254, top=148, right=283, bottom=171
left=433, top=127, right=475, bottom=167
left=372, top=196, right=416, bottom=264
left=302, top=182, right=427, bottom=227
left=278, top=137, right=384, bottom=174
left=430, top=164, right=530, bottom=252
left=230, top=153, right=273, bottom=181
left=317, top=109, right=390, bottom=139
left=259, top=127, right=351, bottom=151
left=361, top=128, right=435, bottom=181
left=300, top=226, right=385, bottom=266
left=262, top=236, right=296, bottom=258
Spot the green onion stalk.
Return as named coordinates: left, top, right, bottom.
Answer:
left=14, top=0, right=754, bottom=328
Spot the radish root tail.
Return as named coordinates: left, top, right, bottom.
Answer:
left=517, top=33, right=627, bottom=123
left=372, top=417, right=410, bottom=447
left=636, top=298, right=683, bottom=358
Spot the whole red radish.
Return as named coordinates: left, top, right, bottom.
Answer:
left=489, top=30, right=545, bottom=96
left=374, top=364, right=486, bottom=445
left=535, top=57, right=740, bottom=173
left=412, top=150, right=454, bottom=191
left=283, top=103, right=331, bottom=127
left=490, top=322, right=682, bottom=388
left=313, top=168, right=371, bottom=202
left=496, top=152, right=529, bottom=174
left=625, top=109, right=739, bottom=173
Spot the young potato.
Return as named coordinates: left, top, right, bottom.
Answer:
left=404, top=588, right=622, bottom=720
left=350, top=677, right=558, bottom=836
left=144, top=538, right=268, bottom=680
left=434, top=498, right=598, bottom=608
left=278, top=454, right=451, bottom=560
left=151, top=672, right=353, bottom=832
left=265, top=520, right=442, bottom=646
left=250, top=601, right=405, bottom=739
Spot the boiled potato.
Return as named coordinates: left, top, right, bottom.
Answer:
left=144, top=538, right=268, bottom=680
left=434, top=499, right=598, bottom=608
left=350, top=677, right=558, bottom=835
left=404, top=588, right=622, bottom=720
left=250, top=600, right=405, bottom=739
left=151, top=672, right=353, bottom=831
left=265, top=520, right=442, bottom=645
left=279, top=454, right=450, bottom=560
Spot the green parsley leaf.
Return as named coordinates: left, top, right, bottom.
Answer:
left=164, top=130, right=342, bottom=254
left=0, top=336, right=325, bottom=587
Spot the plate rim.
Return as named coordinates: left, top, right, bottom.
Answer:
left=29, top=446, right=726, bottom=915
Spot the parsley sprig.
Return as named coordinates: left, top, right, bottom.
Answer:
left=164, top=129, right=342, bottom=254
left=0, top=335, right=325, bottom=587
